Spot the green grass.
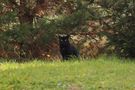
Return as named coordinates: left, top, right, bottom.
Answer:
left=0, top=57, right=135, bottom=90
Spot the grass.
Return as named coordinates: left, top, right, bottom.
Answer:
left=0, top=56, right=135, bottom=90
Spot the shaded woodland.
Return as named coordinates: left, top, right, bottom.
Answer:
left=0, top=0, right=135, bottom=60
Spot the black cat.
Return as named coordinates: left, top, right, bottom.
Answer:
left=59, top=35, right=79, bottom=60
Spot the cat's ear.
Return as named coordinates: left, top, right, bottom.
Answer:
left=58, top=35, right=61, bottom=38
left=56, top=34, right=61, bottom=39
left=66, top=34, right=70, bottom=38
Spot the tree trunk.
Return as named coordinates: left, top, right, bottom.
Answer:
left=19, top=0, right=34, bottom=25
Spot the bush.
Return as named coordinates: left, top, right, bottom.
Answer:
left=102, top=0, right=135, bottom=58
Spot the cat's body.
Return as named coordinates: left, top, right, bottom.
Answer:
left=59, top=35, right=79, bottom=60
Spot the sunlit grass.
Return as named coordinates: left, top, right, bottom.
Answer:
left=0, top=56, right=135, bottom=90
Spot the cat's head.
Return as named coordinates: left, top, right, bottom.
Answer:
left=59, top=35, right=70, bottom=46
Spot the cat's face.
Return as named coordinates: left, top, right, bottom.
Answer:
left=59, top=35, right=70, bottom=46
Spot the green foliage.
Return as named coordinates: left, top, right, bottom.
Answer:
left=38, top=1, right=99, bottom=45
left=102, top=0, right=135, bottom=58
left=41, top=2, right=98, bottom=34
left=3, top=0, right=135, bottom=59
left=0, top=57, right=135, bottom=90
left=0, top=11, right=17, bottom=24
left=1, top=25, right=34, bottom=43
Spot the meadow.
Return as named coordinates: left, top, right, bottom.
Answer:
left=0, top=56, right=135, bottom=90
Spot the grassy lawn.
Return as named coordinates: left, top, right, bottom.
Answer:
left=0, top=57, right=135, bottom=90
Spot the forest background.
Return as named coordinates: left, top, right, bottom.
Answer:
left=0, top=0, right=135, bottom=60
